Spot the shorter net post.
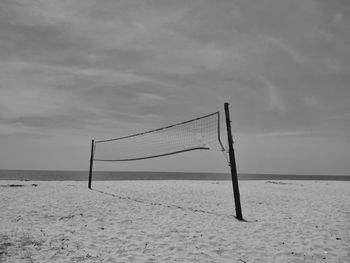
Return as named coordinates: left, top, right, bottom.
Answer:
left=88, top=139, right=94, bottom=189
left=224, top=102, right=243, bottom=221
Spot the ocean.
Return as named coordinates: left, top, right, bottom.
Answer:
left=0, top=170, right=349, bottom=181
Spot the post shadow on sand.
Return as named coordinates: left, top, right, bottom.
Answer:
left=91, top=187, right=247, bottom=222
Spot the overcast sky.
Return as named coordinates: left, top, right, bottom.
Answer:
left=0, top=0, right=349, bottom=175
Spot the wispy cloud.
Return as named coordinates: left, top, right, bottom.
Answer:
left=263, top=37, right=303, bottom=64
left=259, top=76, right=287, bottom=114
left=255, top=130, right=324, bottom=138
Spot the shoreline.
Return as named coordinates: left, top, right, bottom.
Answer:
left=0, top=170, right=349, bottom=181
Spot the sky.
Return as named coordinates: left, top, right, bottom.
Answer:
left=0, top=0, right=349, bottom=175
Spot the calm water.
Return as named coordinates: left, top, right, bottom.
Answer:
left=0, top=170, right=349, bottom=181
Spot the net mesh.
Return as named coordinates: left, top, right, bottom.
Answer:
left=93, top=112, right=225, bottom=162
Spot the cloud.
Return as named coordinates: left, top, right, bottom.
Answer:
left=259, top=77, right=287, bottom=114
left=0, top=122, right=34, bottom=136
left=263, top=37, right=303, bottom=64
left=0, top=0, right=349, bottom=139
left=256, top=130, right=323, bottom=138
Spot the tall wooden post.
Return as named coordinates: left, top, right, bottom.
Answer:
left=224, top=103, right=243, bottom=221
left=88, top=139, right=94, bottom=189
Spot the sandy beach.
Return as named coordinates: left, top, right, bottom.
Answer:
left=0, top=180, right=349, bottom=262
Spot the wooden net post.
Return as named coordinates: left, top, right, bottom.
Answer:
left=88, top=139, right=94, bottom=189
left=224, top=103, right=243, bottom=221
